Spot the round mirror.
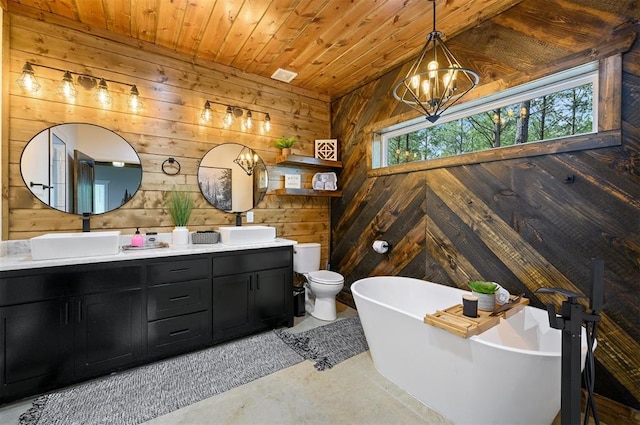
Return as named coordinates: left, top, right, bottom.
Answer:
left=198, top=143, right=268, bottom=212
left=21, top=123, right=142, bottom=215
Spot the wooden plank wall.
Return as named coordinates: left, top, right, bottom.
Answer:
left=4, top=14, right=332, bottom=263
left=331, top=25, right=640, bottom=421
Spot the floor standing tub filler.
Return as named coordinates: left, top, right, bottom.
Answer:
left=351, top=276, right=591, bottom=425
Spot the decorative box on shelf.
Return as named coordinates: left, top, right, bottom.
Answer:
left=314, top=139, right=338, bottom=161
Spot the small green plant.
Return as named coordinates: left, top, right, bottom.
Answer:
left=274, top=136, right=297, bottom=149
left=468, top=281, right=498, bottom=294
left=168, top=187, right=193, bottom=227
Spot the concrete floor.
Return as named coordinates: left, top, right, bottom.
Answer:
left=0, top=303, right=453, bottom=425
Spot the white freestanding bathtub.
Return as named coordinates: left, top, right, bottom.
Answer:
left=352, top=276, right=591, bottom=425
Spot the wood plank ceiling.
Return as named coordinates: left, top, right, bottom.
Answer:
left=5, top=0, right=526, bottom=100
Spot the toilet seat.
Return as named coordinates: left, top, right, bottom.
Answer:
left=308, top=270, right=344, bottom=285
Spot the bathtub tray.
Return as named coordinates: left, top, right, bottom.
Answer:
left=423, top=296, right=529, bottom=338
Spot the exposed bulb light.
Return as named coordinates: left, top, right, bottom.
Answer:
left=95, top=79, right=112, bottom=106
left=223, top=106, right=234, bottom=127
left=263, top=113, right=271, bottom=133
left=392, top=0, right=479, bottom=122
left=17, top=62, right=41, bottom=93
left=57, top=71, right=77, bottom=99
left=128, top=85, right=142, bottom=111
left=201, top=101, right=213, bottom=121
left=245, top=110, right=253, bottom=130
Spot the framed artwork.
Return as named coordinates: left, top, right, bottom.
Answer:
left=315, top=139, right=338, bottom=161
left=284, top=174, right=301, bottom=189
left=198, top=166, right=232, bottom=211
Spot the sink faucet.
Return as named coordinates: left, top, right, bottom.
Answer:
left=82, top=212, right=91, bottom=232
left=235, top=212, right=243, bottom=226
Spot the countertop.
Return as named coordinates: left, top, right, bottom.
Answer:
left=0, top=237, right=298, bottom=272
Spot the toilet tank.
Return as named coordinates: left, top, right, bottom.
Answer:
left=293, top=243, right=321, bottom=274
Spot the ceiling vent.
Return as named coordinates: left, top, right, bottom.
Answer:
left=271, top=68, right=298, bottom=83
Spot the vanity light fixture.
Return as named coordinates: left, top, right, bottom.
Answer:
left=201, top=101, right=213, bottom=121
left=263, top=113, right=271, bottom=132
left=57, top=71, right=77, bottom=99
left=127, top=86, right=142, bottom=111
left=16, top=62, right=41, bottom=93
left=16, top=61, right=142, bottom=112
left=201, top=100, right=272, bottom=133
left=392, top=0, right=479, bottom=122
left=233, top=146, right=259, bottom=176
left=95, top=79, right=112, bottom=107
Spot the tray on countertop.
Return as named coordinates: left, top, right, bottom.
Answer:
left=423, top=295, right=529, bottom=338
left=122, top=243, right=169, bottom=251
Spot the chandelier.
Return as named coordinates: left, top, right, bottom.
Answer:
left=393, top=0, right=479, bottom=123
left=233, top=146, right=259, bottom=176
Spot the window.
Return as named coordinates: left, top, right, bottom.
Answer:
left=373, top=62, right=599, bottom=170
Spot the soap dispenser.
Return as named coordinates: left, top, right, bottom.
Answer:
left=131, top=228, right=144, bottom=247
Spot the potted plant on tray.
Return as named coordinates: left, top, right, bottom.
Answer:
left=168, top=187, right=193, bottom=245
left=468, top=281, right=498, bottom=311
left=274, top=136, right=297, bottom=156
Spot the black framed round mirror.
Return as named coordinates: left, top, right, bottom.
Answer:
left=20, top=123, right=142, bottom=215
left=198, top=143, right=268, bottom=212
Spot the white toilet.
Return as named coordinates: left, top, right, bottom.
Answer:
left=293, top=243, right=344, bottom=321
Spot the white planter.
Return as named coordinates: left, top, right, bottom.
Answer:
left=172, top=226, right=189, bottom=245
left=473, top=291, right=496, bottom=311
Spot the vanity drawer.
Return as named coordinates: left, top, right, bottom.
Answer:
left=0, top=264, right=142, bottom=306
left=147, top=257, right=210, bottom=284
left=148, top=311, right=211, bottom=357
left=212, top=248, right=292, bottom=277
left=147, top=278, right=211, bottom=321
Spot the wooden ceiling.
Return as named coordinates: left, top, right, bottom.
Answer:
left=4, top=0, right=638, bottom=100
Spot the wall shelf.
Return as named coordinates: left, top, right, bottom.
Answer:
left=271, top=188, right=343, bottom=197
left=275, top=154, right=342, bottom=169
left=273, top=154, right=342, bottom=197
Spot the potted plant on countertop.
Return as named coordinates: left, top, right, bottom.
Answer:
left=168, top=186, right=193, bottom=245
left=468, top=281, right=498, bottom=311
left=274, top=136, right=297, bottom=156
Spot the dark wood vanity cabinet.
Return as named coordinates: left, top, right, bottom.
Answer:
left=212, top=247, right=293, bottom=343
left=0, top=245, right=294, bottom=404
left=146, top=255, right=212, bottom=358
left=0, top=262, right=144, bottom=401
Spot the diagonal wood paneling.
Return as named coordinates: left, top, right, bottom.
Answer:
left=330, top=3, right=640, bottom=416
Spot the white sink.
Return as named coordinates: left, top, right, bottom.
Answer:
left=218, top=225, right=276, bottom=245
left=30, top=231, right=121, bottom=260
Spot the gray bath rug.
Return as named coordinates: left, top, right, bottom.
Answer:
left=18, top=331, right=303, bottom=425
left=276, top=316, right=369, bottom=371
